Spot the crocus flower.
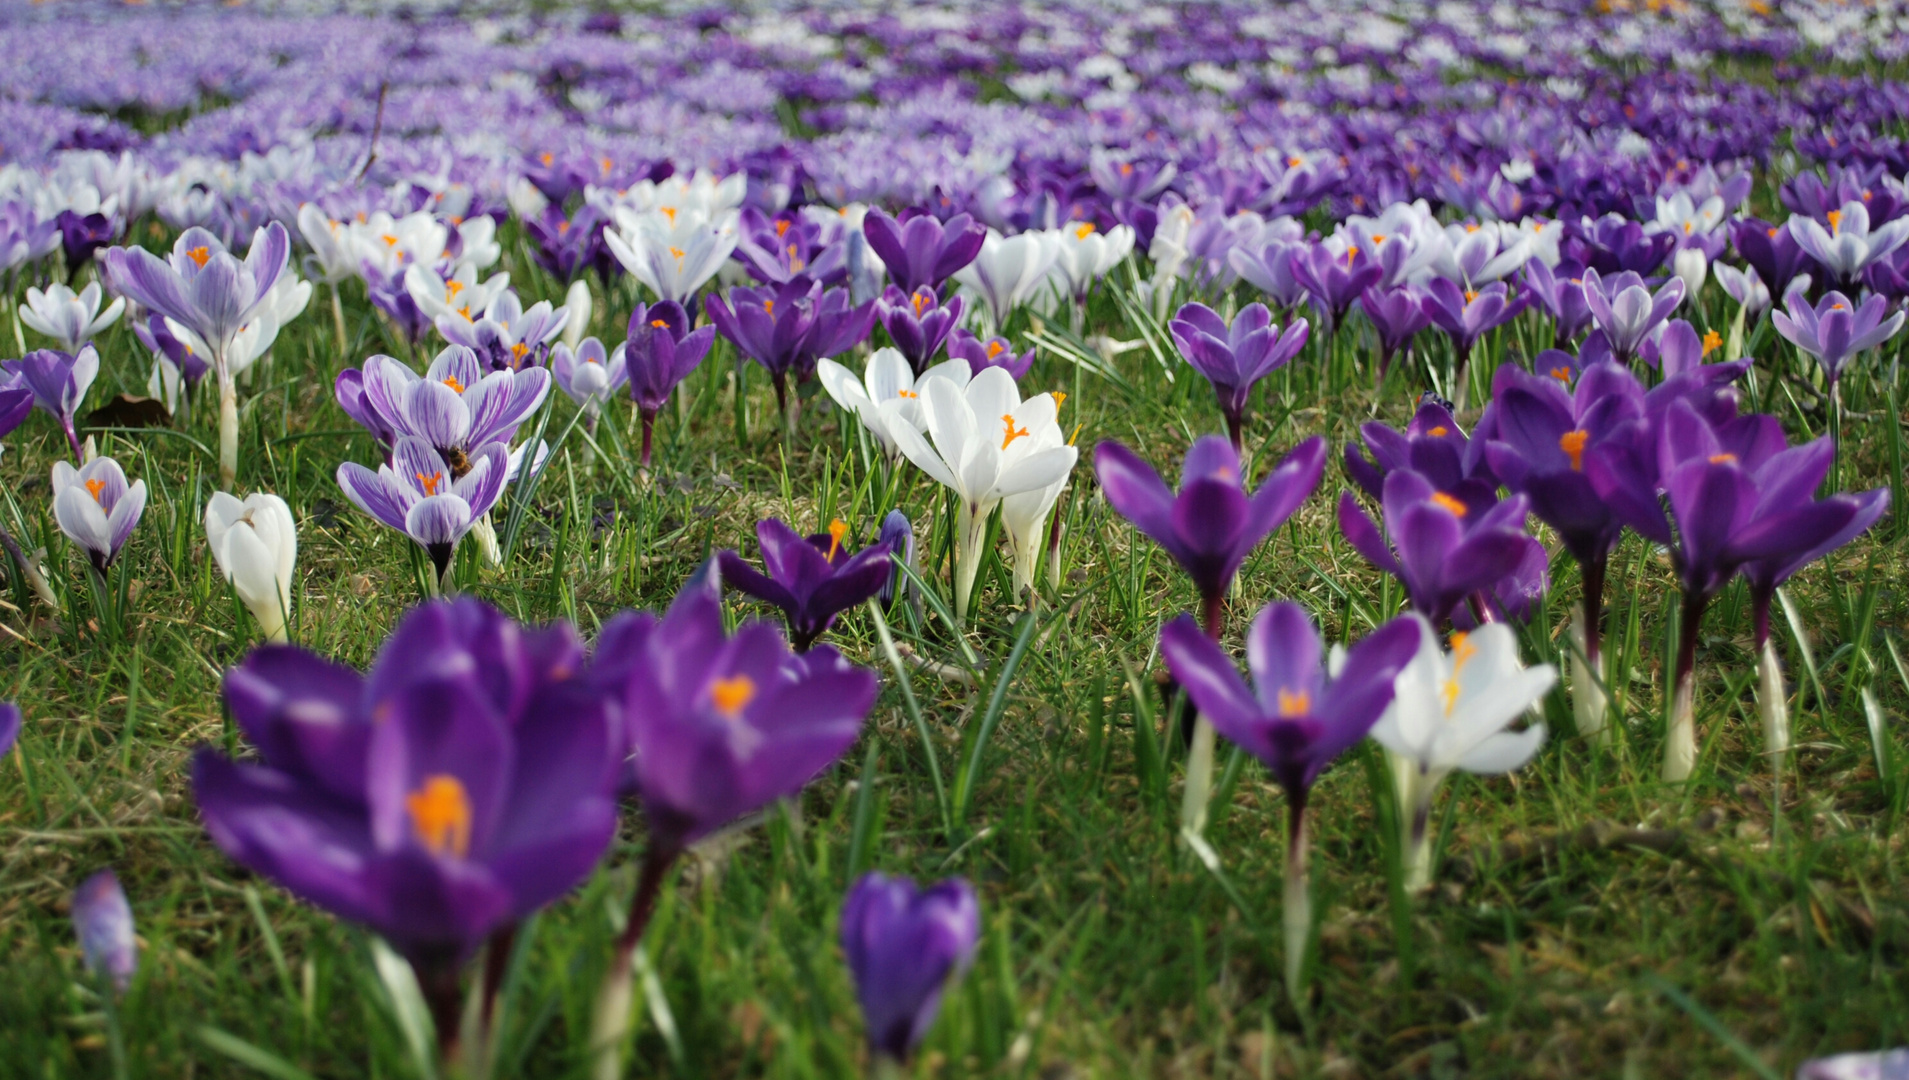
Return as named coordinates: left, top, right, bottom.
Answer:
left=1789, top=202, right=1909, bottom=285
left=0, top=701, right=18, bottom=758
left=946, top=330, right=1036, bottom=381
left=624, top=300, right=714, bottom=467
left=1773, top=290, right=1906, bottom=387
left=1159, top=601, right=1419, bottom=1000
left=1795, top=1048, right=1909, bottom=1080
left=204, top=491, right=298, bottom=642
left=435, top=289, right=570, bottom=372
left=335, top=436, right=507, bottom=591
left=1419, top=279, right=1528, bottom=397
left=1229, top=236, right=1312, bottom=311
left=1372, top=618, right=1554, bottom=891
left=876, top=285, right=965, bottom=377
left=194, top=598, right=620, bottom=1055
left=951, top=229, right=1061, bottom=331
left=1002, top=409, right=1076, bottom=602
left=1427, top=222, right=1532, bottom=289
left=1563, top=214, right=1674, bottom=277
left=52, top=455, right=145, bottom=575
left=841, top=873, right=980, bottom=1064
left=1342, top=397, right=1494, bottom=503
left=103, top=223, right=291, bottom=488
left=404, top=263, right=513, bottom=329
left=876, top=509, right=915, bottom=609
left=1519, top=259, right=1593, bottom=348
left=352, top=346, right=550, bottom=475
left=134, top=312, right=209, bottom=415
left=1168, top=302, right=1309, bottom=452
left=525, top=203, right=614, bottom=285
left=707, top=276, right=877, bottom=428
left=72, top=868, right=137, bottom=994
left=1712, top=262, right=1772, bottom=317
left=862, top=208, right=985, bottom=296
left=1338, top=470, right=1544, bottom=628
left=1291, top=239, right=1384, bottom=337
left=718, top=518, right=894, bottom=651
left=604, top=206, right=738, bottom=303
left=0, top=382, right=29, bottom=442
left=1580, top=268, right=1684, bottom=363
left=1046, top=221, right=1135, bottom=308
left=1358, top=285, right=1430, bottom=384
left=887, top=368, right=1074, bottom=623
left=1732, top=217, right=1816, bottom=299
left=1096, top=434, right=1325, bottom=637
left=732, top=207, right=848, bottom=287
left=550, top=337, right=628, bottom=433
left=817, top=347, right=968, bottom=459
left=57, top=209, right=117, bottom=272
left=2, top=345, right=98, bottom=460
left=19, top=282, right=122, bottom=354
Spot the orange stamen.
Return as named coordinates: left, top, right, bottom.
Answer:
left=1001, top=415, right=1030, bottom=449
left=84, top=478, right=106, bottom=503
left=1430, top=491, right=1468, bottom=516
left=1275, top=688, right=1311, bottom=716
left=405, top=775, right=473, bottom=858
left=442, top=375, right=465, bottom=393
left=1701, top=329, right=1722, bottom=356
left=186, top=246, right=210, bottom=267
left=1559, top=429, right=1588, bottom=471
left=826, top=519, right=848, bottom=561
left=710, top=675, right=756, bottom=718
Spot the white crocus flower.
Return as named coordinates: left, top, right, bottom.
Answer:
left=1371, top=617, right=1555, bottom=892
left=295, top=203, right=360, bottom=285
left=816, top=347, right=969, bottom=458
left=952, top=229, right=1063, bottom=332
left=352, top=211, right=450, bottom=282
left=20, top=283, right=123, bottom=354
left=1648, top=191, right=1726, bottom=239
left=403, top=263, right=511, bottom=325
left=888, top=367, right=1076, bottom=623
left=204, top=492, right=297, bottom=642
left=1428, top=222, right=1531, bottom=288
left=1046, top=222, right=1136, bottom=306
left=999, top=400, right=1076, bottom=601
left=1713, top=262, right=1771, bottom=315
left=603, top=206, right=738, bottom=303
left=452, top=215, right=502, bottom=273
left=1788, top=201, right=1909, bottom=283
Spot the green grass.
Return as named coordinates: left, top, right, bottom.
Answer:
left=0, top=232, right=1906, bottom=1079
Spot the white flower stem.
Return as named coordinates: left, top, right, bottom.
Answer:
left=1403, top=794, right=1433, bottom=894
left=217, top=370, right=239, bottom=491
left=1282, top=802, right=1311, bottom=1008
left=329, top=285, right=348, bottom=360
left=953, top=504, right=987, bottom=625
left=1569, top=603, right=1610, bottom=747
left=1179, top=715, right=1216, bottom=837
left=1758, top=637, right=1790, bottom=797
left=1662, top=592, right=1707, bottom=783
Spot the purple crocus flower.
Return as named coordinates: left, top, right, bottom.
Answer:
left=0, top=701, right=19, bottom=759
left=335, top=436, right=508, bottom=587
left=861, top=208, right=986, bottom=296
left=103, top=223, right=289, bottom=368
left=1338, top=469, right=1544, bottom=628
left=876, top=509, right=915, bottom=609
left=1158, top=600, right=1419, bottom=997
left=1095, top=435, right=1325, bottom=637
left=334, top=368, right=395, bottom=453
left=624, top=300, right=714, bottom=467
left=72, top=868, right=137, bottom=994
left=550, top=337, right=628, bottom=430
left=1580, top=269, right=1684, bottom=363
left=133, top=313, right=210, bottom=407
left=1168, top=303, right=1309, bottom=453
left=841, top=873, right=980, bottom=1063
left=57, top=209, right=117, bottom=272
left=708, top=276, right=878, bottom=424
left=1291, top=240, right=1384, bottom=337
left=0, top=383, right=29, bottom=442
left=734, top=208, right=848, bottom=286
left=52, top=455, right=146, bottom=575
left=1563, top=214, right=1674, bottom=276
left=717, top=518, right=894, bottom=651
left=1358, top=285, right=1430, bottom=384
left=351, top=346, right=550, bottom=474
left=1419, top=279, right=1528, bottom=370
left=1732, top=218, right=1817, bottom=299
left=1519, top=258, right=1593, bottom=348
left=875, top=284, right=964, bottom=378
left=193, top=599, right=620, bottom=1052
left=946, top=330, right=1035, bottom=381
left=1772, top=290, right=1906, bottom=386
left=1343, top=398, right=1494, bottom=503
left=1, top=345, right=98, bottom=460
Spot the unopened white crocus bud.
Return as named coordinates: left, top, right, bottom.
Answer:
left=205, top=492, right=297, bottom=641
left=562, top=279, right=594, bottom=351
left=1673, top=246, right=1708, bottom=303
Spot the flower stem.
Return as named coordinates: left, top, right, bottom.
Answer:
left=1403, top=787, right=1433, bottom=894
left=1282, top=792, right=1311, bottom=1008
left=591, top=845, right=679, bottom=1080
left=0, top=524, right=59, bottom=610
left=1200, top=592, right=1225, bottom=641
left=330, top=285, right=349, bottom=360
left=217, top=369, right=239, bottom=491
left=639, top=409, right=656, bottom=469
left=1758, top=636, right=1791, bottom=800
left=1662, top=589, right=1709, bottom=782
left=411, top=953, right=464, bottom=1068
left=953, top=504, right=986, bottom=626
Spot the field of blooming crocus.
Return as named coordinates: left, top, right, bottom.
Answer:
left=3, top=1, right=1909, bottom=1077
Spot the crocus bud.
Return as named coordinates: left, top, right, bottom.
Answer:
left=840, top=873, right=980, bottom=1063
left=1673, top=245, right=1708, bottom=301
left=876, top=510, right=914, bottom=609
left=0, top=701, right=20, bottom=758
left=72, top=868, right=137, bottom=994
left=1796, top=1048, right=1909, bottom=1080
left=562, top=278, right=593, bottom=350
left=204, top=492, right=297, bottom=642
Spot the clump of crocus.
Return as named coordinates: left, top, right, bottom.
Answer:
left=72, top=868, right=137, bottom=995
left=550, top=336, right=628, bottom=443
left=841, top=872, right=980, bottom=1070
left=719, top=518, right=894, bottom=651
left=1159, top=601, right=1419, bottom=1002
left=1357, top=285, right=1429, bottom=386
left=861, top=208, right=986, bottom=296
left=707, top=275, right=876, bottom=434
left=1338, top=468, right=1545, bottom=628
left=3, top=345, right=99, bottom=461
left=1519, top=259, right=1592, bottom=348
left=623, top=300, right=714, bottom=468
left=1342, top=397, right=1494, bottom=504
left=194, top=599, right=621, bottom=1064
left=585, top=578, right=877, bottom=1078
left=1168, top=302, right=1309, bottom=453
left=335, top=436, right=507, bottom=595
left=204, top=492, right=298, bottom=643
left=1372, top=618, right=1553, bottom=891
left=1579, top=268, right=1684, bottom=365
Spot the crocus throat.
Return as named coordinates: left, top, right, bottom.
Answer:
left=827, top=519, right=848, bottom=560
left=1001, top=415, right=1030, bottom=449
left=1559, top=429, right=1588, bottom=471
left=710, top=675, right=756, bottom=719
left=1429, top=491, right=1468, bottom=516
left=406, top=774, right=473, bottom=859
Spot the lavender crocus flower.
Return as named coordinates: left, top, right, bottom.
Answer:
left=1358, top=285, right=1429, bottom=384
left=1168, top=303, right=1309, bottom=452
left=718, top=518, right=893, bottom=651
left=436, top=290, right=570, bottom=372
left=52, top=455, right=146, bottom=575
left=1580, top=269, right=1684, bottom=363
left=1230, top=237, right=1313, bottom=310
left=1420, top=279, right=1528, bottom=395
left=1773, top=290, right=1906, bottom=386
left=1158, top=601, right=1419, bottom=1000
left=1291, top=240, right=1383, bottom=337
left=841, top=873, right=980, bottom=1064
left=352, top=346, right=550, bottom=473
left=875, top=285, right=965, bottom=378
left=862, top=208, right=985, bottom=296
left=1732, top=218, right=1817, bottom=299
left=335, top=436, right=507, bottom=589
left=550, top=337, right=628, bottom=431
left=1095, top=435, right=1325, bottom=637
left=19, top=283, right=123, bottom=354
left=1342, top=398, right=1494, bottom=503
left=1788, top=202, right=1909, bottom=285
left=194, top=599, right=620, bottom=1055
left=1519, top=259, right=1593, bottom=348
left=946, top=330, right=1035, bottom=381
left=2, top=345, right=98, bottom=460
left=624, top=300, right=714, bottom=467
left=72, top=868, right=137, bottom=994
left=1338, top=470, right=1543, bottom=628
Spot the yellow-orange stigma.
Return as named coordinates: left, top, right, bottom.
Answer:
left=1464, top=289, right=1479, bottom=303
left=84, top=478, right=106, bottom=503
left=1371, top=233, right=1387, bottom=245
left=897, top=388, right=917, bottom=398
left=1428, top=425, right=1449, bottom=437
left=381, top=233, right=399, bottom=247
left=1549, top=365, right=1572, bottom=384
left=650, top=318, right=668, bottom=328
left=826, top=519, right=848, bottom=561
left=416, top=470, right=444, bottom=495
left=710, top=674, right=756, bottom=718
left=1430, top=491, right=1468, bottom=516
left=1074, top=222, right=1096, bottom=240
left=186, top=245, right=210, bottom=268
left=763, top=299, right=775, bottom=315
left=1827, top=210, right=1842, bottom=231
left=445, top=280, right=464, bottom=303
left=1450, top=629, right=1476, bottom=671
left=775, top=219, right=791, bottom=237
left=1275, top=688, right=1311, bottom=716
left=986, top=340, right=1005, bottom=358
left=1559, top=429, right=1589, bottom=471
left=668, top=246, right=686, bottom=263
left=540, top=152, right=554, bottom=166
left=659, top=206, right=678, bottom=225
left=1052, top=391, right=1067, bottom=410
left=1683, top=222, right=1693, bottom=235
left=511, top=342, right=530, bottom=364
left=1708, top=452, right=1738, bottom=465
left=405, top=775, right=472, bottom=859
left=442, top=375, right=465, bottom=393
left=910, top=291, right=931, bottom=316
left=1701, top=329, right=1722, bottom=356
left=1119, top=162, right=1133, bottom=175
left=1441, top=678, right=1461, bottom=715
left=1001, top=415, right=1030, bottom=449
